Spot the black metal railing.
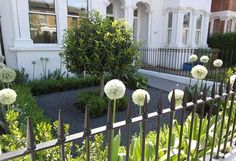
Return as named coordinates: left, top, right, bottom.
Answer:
left=0, top=80, right=236, bottom=161
left=140, top=48, right=236, bottom=79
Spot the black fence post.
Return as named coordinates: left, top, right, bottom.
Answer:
left=83, top=107, right=91, bottom=161
left=26, top=117, right=36, bottom=161
left=57, top=110, right=66, bottom=161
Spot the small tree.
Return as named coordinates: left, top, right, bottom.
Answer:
left=62, top=11, right=140, bottom=97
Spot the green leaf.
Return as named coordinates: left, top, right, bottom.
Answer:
left=112, top=133, right=121, bottom=161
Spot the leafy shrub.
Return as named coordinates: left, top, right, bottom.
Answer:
left=208, top=32, right=236, bottom=49
left=77, top=91, right=128, bottom=118
left=123, top=73, right=148, bottom=90
left=14, top=68, right=29, bottom=85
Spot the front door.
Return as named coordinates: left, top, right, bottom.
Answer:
left=0, top=17, right=5, bottom=59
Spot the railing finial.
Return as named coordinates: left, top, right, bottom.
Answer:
left=157, top=92, right=163, bottom=115
left=219, top=81, right=224, bottom=96
left=193, top=85, right=198, bottom=104
left=170, top=89, right=175, bottom=111
left=202, top=83, right=208, bottom=101
left=211, top=82, right=216, bottom=98
left=226, top=78, right=231, bottom=93
left=233, top=78, right=236, bottom=92
left=182, top=87, right=189, bottom=106
left=26, top=117, right=36, bottom=151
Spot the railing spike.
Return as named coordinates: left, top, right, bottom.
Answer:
left=26, top=117, right=36, bottom=151
left=193, top=85, right=198, bottom=103
left=170, top=89, right=175, bottom=111
left=143, top=95, right=148, bottom=119
left=58, top=110, right=65, bottom=142
left=126, top=102, right=131, bottom=122
left=233, top=78, right=236, bottom=92
left=202, top=83, right=208, bottom=101
left=226, top=78, right=231, bottom=93
left=211, top=82, right=216, bottom=98
left=219, top=81, right=224, bottom=96
left=157, top=92, right=163, bottom=115
left=182, top=87, right=189, bottom=106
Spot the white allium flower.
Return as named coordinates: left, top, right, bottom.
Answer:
left=0, top=55, right=5, bottom=63
left=168, top=89, right=184, bottom=106
left=213, top=59, right=223, bottom=67
left=0, top=67, right=16, bottom=83
left=0, top=63, right=6, bottom=69
left=230, top=75, right=236, bottom=86
left=132, top=89, right=150, bottom=106
left=200, top=55, right=209, bottom=64
left=0, top=88, right=17, bottom=105
left=104, top=79, right=126, bottom=100
left=189, top=55, right=198, bottom=63
left=191, top=65, right=208, bottom=80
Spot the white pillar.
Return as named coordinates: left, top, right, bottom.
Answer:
left=201, top=12, right=211, bottom=48
left=209, top=18, right=214, bottom=35
left=172, top=10, right=179, bottom=47
left=223, top=19, right=227, bottom=33
left=175, top=10, right=184, bottom=47
left=147, top=9, right=152, bottom=46
left=189, top=12, right=198, bottom=47
left=10, top=0, right=33, bottom=47
left=231, top=18, right=236, bottom=32
left=124, top=5, right=135, bottom=26
left=56, top=0, right=67, bottom=46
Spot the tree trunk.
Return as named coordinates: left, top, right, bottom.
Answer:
left=100, top=74, right=104, bottom=97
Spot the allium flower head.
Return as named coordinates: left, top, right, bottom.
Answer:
left=32, top=61, right=36, bottom=65
left=213, top=59, right=223, bottom=67
left=168, top=89, right=184, bottom=106
left=230, top=75, right=236, bottom=86
left=0, top=55, right=5, bottom=63
left=132, top=89, right=150, bottom=106
left=189, top=55, right=198, bottom=63
left=0, top=88, right=17, bottom=105
left=191, top=65, right=208, bottom=80
left=200, top=55, right=209, bottom=64
left=0, top=67, right=16, bottom=83
left=104, top=79, right=126, bottom=100
left=0, top=63, right=6, bottom=69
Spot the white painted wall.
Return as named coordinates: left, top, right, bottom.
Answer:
left=0, top=0, right=212, bottom=79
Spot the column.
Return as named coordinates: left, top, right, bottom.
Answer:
left=209, top=18, right=214, bottom=35
left=175, top=10, right=184, bottom=47
left=10, top=0, right=33, bottom=47
left=201, top=12, right=211, bottom=48
left=189, top=12, right=198, bottom=47
left=171, top=10, right=179, bottom=47
left=231, top=18, right=236, bottom=32
left=56, top=0, right=67, bottom=46
left=147, top=9, right=152, bottom=46
left=124, top=5, right=135, bottom=26
left=223, top=19, right=227, bottom=33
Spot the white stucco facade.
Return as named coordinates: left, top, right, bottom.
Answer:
left=0, top=0, right=212, bottom=79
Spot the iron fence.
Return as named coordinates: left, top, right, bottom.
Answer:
left=0, top=80, right=236, bottom=161
left=140, top=48, right=236, bottom=80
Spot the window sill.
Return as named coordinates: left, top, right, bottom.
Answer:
left=9, top=44, right=64, bottom=52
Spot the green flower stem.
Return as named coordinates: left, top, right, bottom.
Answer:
left=111, top=99, right=117, bottom=141
left=139, top=106, right=142, bottom=152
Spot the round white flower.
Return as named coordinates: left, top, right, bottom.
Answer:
left=0, top=63, right=6, bottom=69
left=200, top=55, right=209, bottom=64
left=0, top=88, right=17, bottom=105
left=0, top=67, right=16, bottom=83
left=189, top=55, right=198, bottom=63
left=104, top=79, right=126, bottom=100
left=168, top=89, right=184, bottom=106
left=191, top=65, right=208, bottom=80
left=230, top=75, right=236, bottom=86
left=213, top=59, right=223, bottom=67
left=132, top=89, right=150, bottom=106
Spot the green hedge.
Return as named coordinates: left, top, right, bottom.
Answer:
left=208, top=32, right=236, bottom=49
left=13, top=85, right=48, bottom=125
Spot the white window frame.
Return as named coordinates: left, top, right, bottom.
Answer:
left=28, top=0, right=58, bottom=44
left=195, top=14, right=202, bottom=46
left=226, top=19, right=233, bottom=32
left=106, top=3, right=114, bottom=20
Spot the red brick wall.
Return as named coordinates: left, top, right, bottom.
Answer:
left=211, top=0, right=236, bottom=12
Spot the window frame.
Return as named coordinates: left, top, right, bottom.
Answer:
left=167, top=12, right=173, bottom=45
left=106, top=3, right=114, bottom=20
left=28, top=0, right=58, bottom=44
left=182, top=12, right=191, bottom=45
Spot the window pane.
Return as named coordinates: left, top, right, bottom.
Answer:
left=134, top=9, right=138, bottom=17
left=106, top=3, right=113, bottom=15
left=226, top=19, right=232, bottom=32
left=183, top=12, right=190, bottom=28
left=168, top=12, right=173, bottom=28
left=67, top=17, right=80, bottom=28
left=196, top=15, right=202, bottom=30
left=213, top=19, right=220, bottom=32
left=167, top=29, right=172, bottom=44
left=182, top=30, right=188, bottom=45
left=195, top=31, right=201, bottom=45
left=29, top=14, right=57, bottom=43
left=29, top=0, right=55, bottom=13
left=68, top=0, right=87, bottom=16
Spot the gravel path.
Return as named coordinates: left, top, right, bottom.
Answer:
left=37, top=86, right=190, bottom=144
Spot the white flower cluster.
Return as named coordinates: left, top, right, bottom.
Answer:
left=104, top=79, right=126, bottom=100
left=189, top=55, right=198, bottom=63
left=0, top=67, right=16, bottom=83
left=132, top=89, right=150, bottom=106
left=191, top=65, right=208, bottom=80
left=230, top=75, right=236, bottom=86
left=0, top=88, right=17, bottom=105
left=200, top=55, right=209, bottom=64
left=0, top=63, right=6, bottom=69
left=168, top=89, right=184, bottom=106
left=213, top=59, right=223, bottom=67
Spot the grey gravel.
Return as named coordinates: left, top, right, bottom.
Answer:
left=37, top=86, right=190, bottom=144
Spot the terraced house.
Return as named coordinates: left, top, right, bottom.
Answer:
left=0, top=0, right=212, bottom=79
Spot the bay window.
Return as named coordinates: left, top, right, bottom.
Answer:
left=167, top=12, right=173, bottom=45
left=67, top=0, right=87, bottom=28
left=29, top=0, right=57, bottom=43
left=195, top=15, right=202, bottom=45
left=182, top=12, right=190, bottom=45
